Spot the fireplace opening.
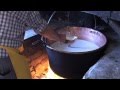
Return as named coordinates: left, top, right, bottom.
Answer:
left=22, top=11, right=120, bottom=79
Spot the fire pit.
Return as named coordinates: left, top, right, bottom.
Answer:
left=29, top=49, right=65, bottom=79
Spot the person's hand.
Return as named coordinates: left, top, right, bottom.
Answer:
left=57, top=26, right=79, bottom=42
left=40, top=26, right=61, bottom=42
left=64, top=26, right=80, bottom=36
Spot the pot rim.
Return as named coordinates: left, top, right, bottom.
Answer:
left=46, top=26, right=107, bottom=54
left=46, top=44, right=107, bottom=54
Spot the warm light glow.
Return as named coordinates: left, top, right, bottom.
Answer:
left=41, top=66, right=64, bottom=79
left=30, top=53, right=65, bottom=79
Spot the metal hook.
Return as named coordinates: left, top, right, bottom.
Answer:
left=94, top=15, right=97, bottom=29
left=47, top=11, right=56, bottom=25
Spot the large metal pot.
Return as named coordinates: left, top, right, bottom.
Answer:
left=43, top=26, right=107, bottom=79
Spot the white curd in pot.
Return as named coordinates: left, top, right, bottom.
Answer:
left=50, top=39, right=99, bottom=52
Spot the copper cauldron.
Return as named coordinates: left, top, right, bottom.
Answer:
left=44, top=26, right=107, bottom=79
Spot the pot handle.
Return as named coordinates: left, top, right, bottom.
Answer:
left=40, top=36, right=48, bottom=47
left=40, top=11, right=56, bottom=47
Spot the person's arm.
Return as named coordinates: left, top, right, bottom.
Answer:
left=26, top=11, right=47, bottom=34
left=25, top=11, right=61, bottom=41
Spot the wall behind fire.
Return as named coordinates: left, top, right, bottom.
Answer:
left=39, top=11, right=107, bottom=29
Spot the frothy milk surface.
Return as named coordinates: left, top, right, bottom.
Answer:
left=50, top=39, right=99, bottom=52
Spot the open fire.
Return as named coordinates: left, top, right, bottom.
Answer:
left=41, top=65, right=64, bottom=79
left=29, top=49, right=64, bottom=79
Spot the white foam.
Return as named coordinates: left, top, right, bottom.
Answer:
left=50, top=39, right=99, bottom=52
